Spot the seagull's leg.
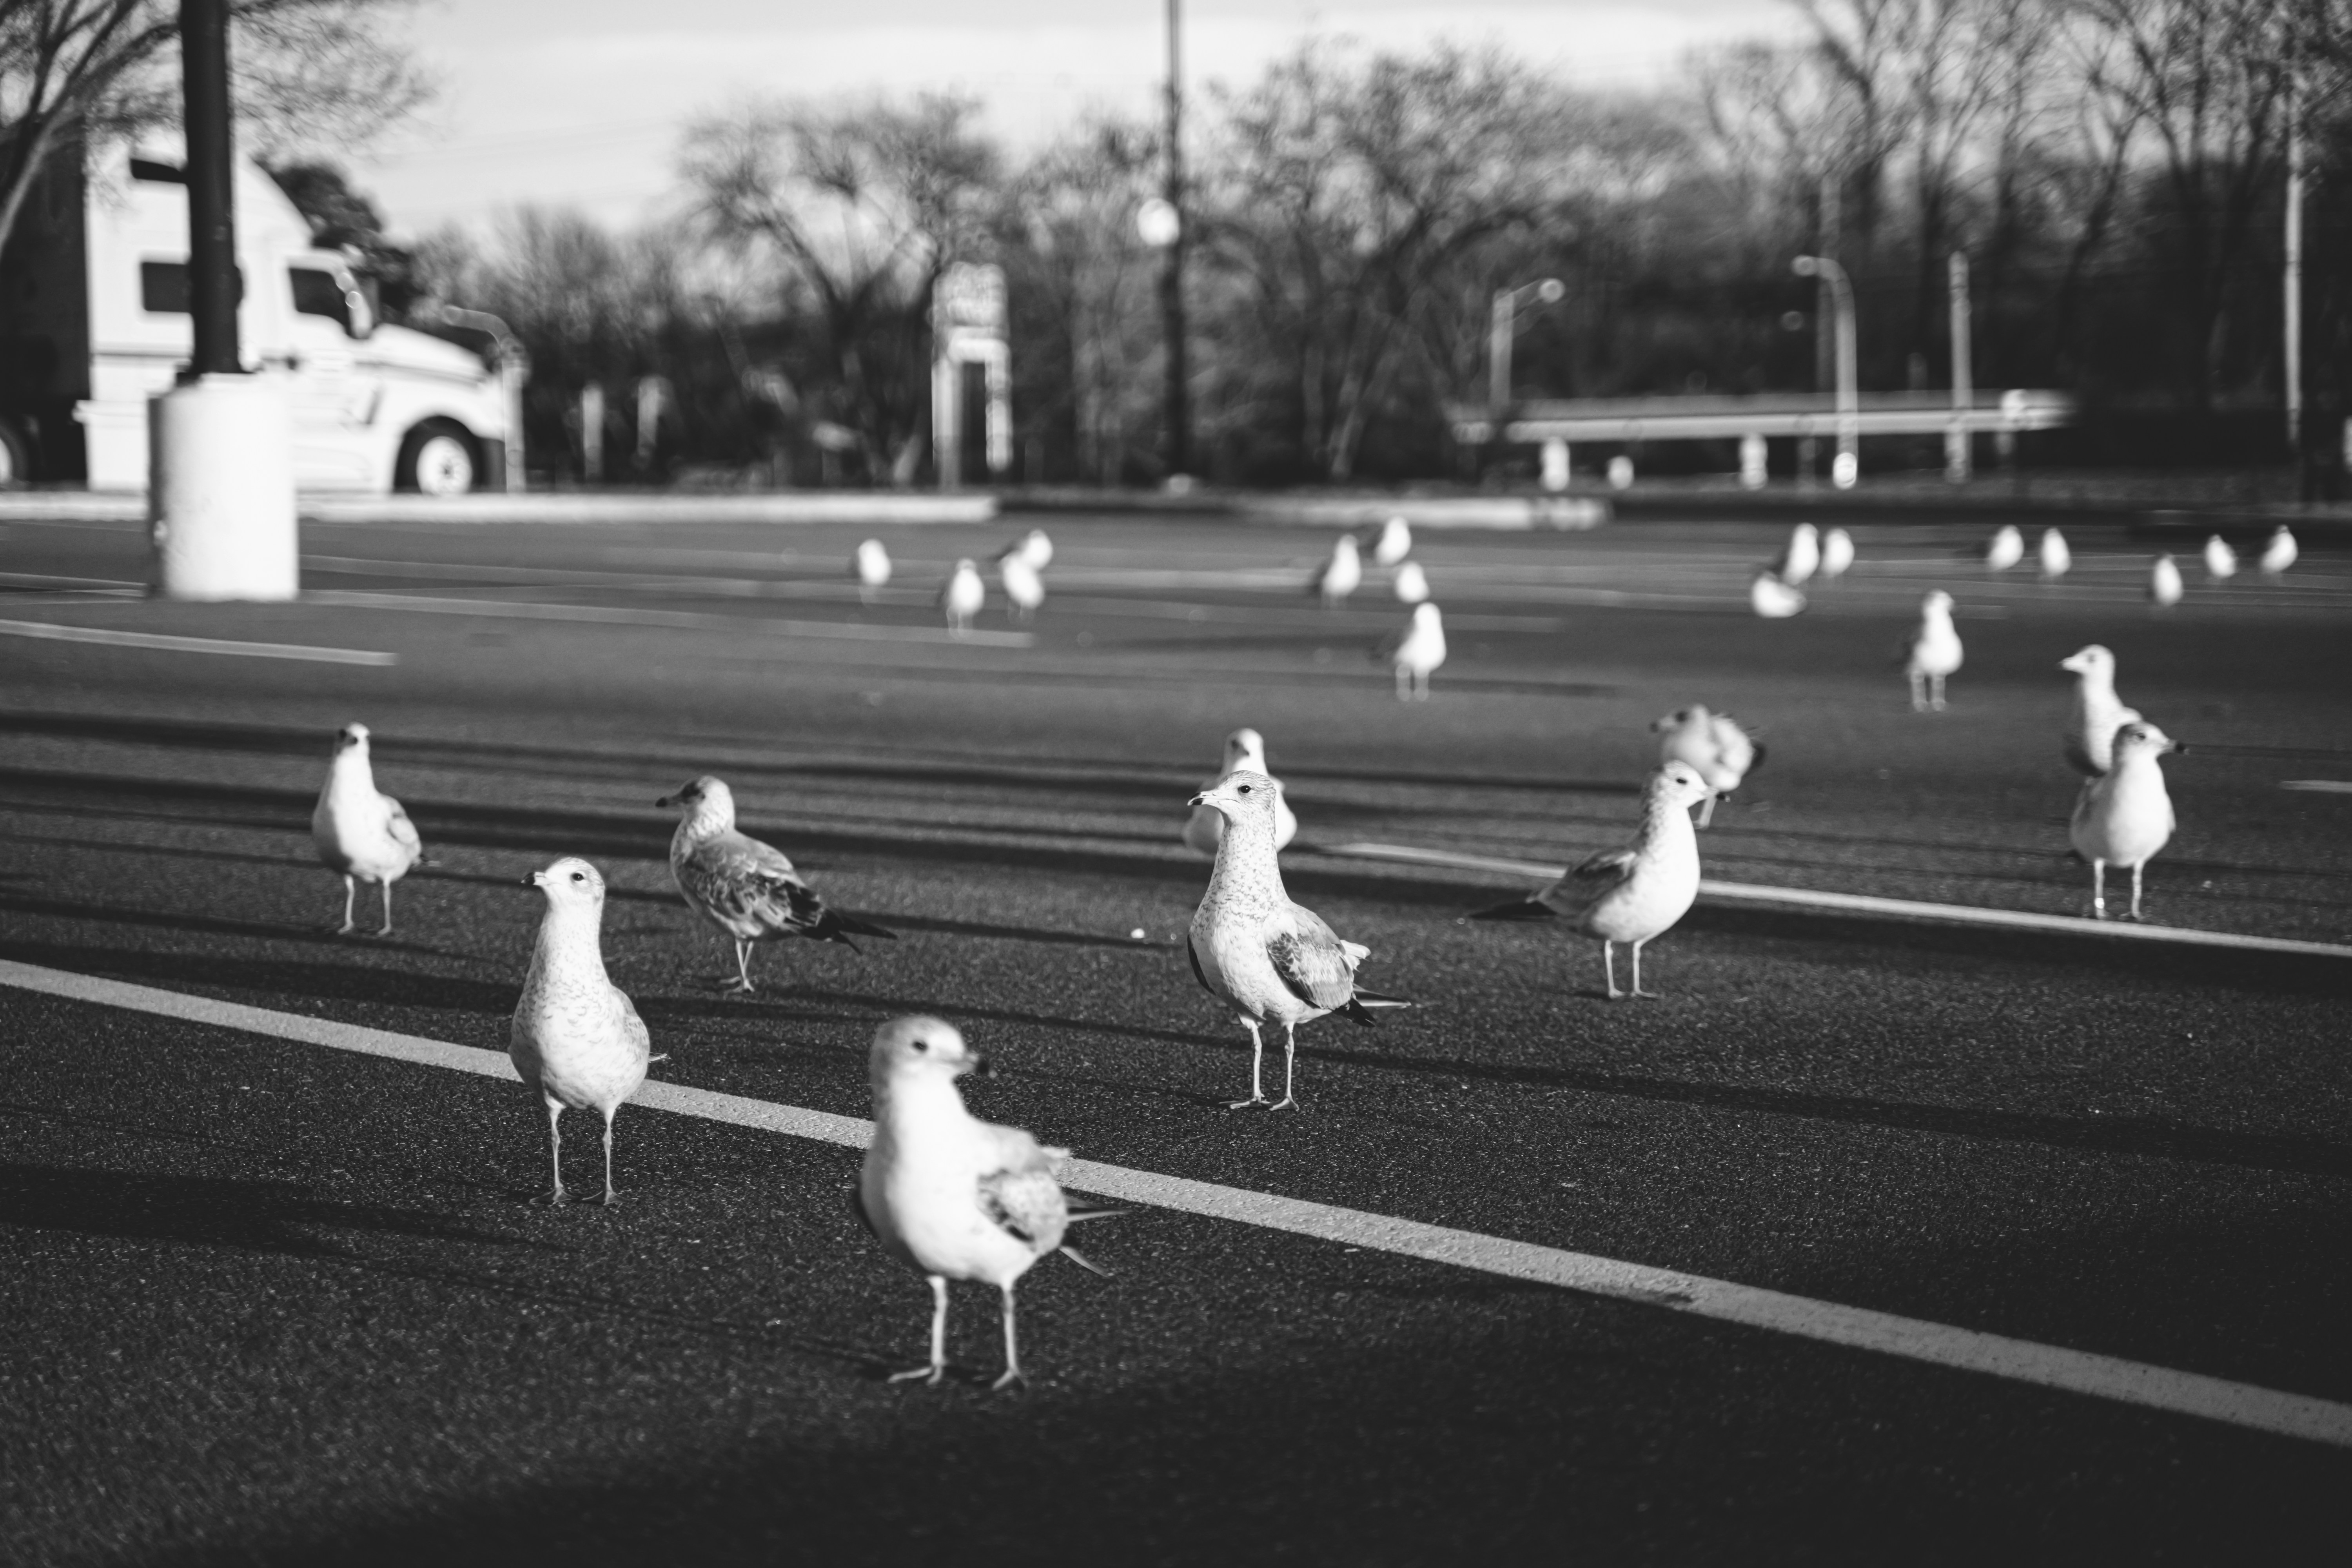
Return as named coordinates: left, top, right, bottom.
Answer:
left=891, top=1275, right=950, bottom=1385
left=595, top=1105, right=621, bottom=1205
left=1931, top=674, right=1947, bottom=711
left=1417, top=669, right=1431, bottom=701
left=337, top=874, right=357, bottom=935
left=721, top=939, right=757, bottom=994
left=1395, top=664, right=1409, bottom=702
left=535, top=1099, right=569, bottom=1206
left=2129, top=862, right=2145, bottom=922
left=1909, top=671, right=1926, bottom=711
left=1601, top=941, right=1624, bottom=1000
left=991, top=1285, right=1026, bottom=1391
left=376, top=879, right=395, bottom=938
left=1697, top=793, right=1717, bottom=829
left=2090, top=860, right=2107, bottom=919
left=1227, top=1021, right=1270, bottom=1109
left=1630, top=940, right=1658, bottom=999
left=1268, top=1023, right=1299, bottom=1111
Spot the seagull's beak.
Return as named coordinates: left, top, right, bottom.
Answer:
left=522, top=872, right=541, bottom=887
left=654, top=793, right=674, bottom=808
left=2168, top=740, right=2187, bottom=756
left=968, top=1055, right=994, bottom=1080
left=1188, top=792, right=1210, bottom=809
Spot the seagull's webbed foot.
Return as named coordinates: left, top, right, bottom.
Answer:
left=332, top=918, right=357, bottom=936
left=991, top=1368, right=1029, bottom=1392
left=717, top=976, right=757, bottom=995
left=1628, top=988, right=1661, bottom=1000
left=889, top=1364, right=947, bottom=1386
left=593, top=1189, right=622, bottom=1207
left=1603, top=986, right=1629, bottom=1000
left=1265, top=1095, right=1299, bottom=1112
left=533, top=1190, right=571, bottom=1207
left=373, top=922, right=394, bottom=938
left=1226, top=1095, right=1271, bottom=1111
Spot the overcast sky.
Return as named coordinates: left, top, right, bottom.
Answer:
left=349, top=0, right=1796, bottom=239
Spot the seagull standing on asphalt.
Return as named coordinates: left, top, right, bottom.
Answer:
left=2203, top=534, right=2238, bottom=584
left=1392, top=559, right=1430, bottom=604
left=1183, top=728, right=1298, bottom=856
left=999, top=552, right=1045, bottom=622
left=1982, top=524, right=2025, bottom=572
left=1651, top=705, right=1762, bottom=828
left=2069, top=722, right=2180, bottom=921
left=2149, top=553, right=2185, bottom=608
left=2059, top=645, right=2143, bottom=778
left=941, top=559, right=985, bottom=634
left=859, top=1016, right=1110, bottom=1390
left=1371, top=515, right=1412, bottom=567
left=1904, top=590, right=1964, bottom=711
left=312, top=722, right=423, bottom=936
left=1377, top=602, right=1447, bottom=700
left=1818, top=527, right=1855, bottom=583
left=657, top=775, right=896, bottom=993
left=1472, top=762, right=1711, bottom=999
left=1314, top=534, right=1362, bottom=608
left=2260, top=525, right=2298, bottom=579
left=1750, top=568, right=1807, bottom=618
left=1013, top=529, right=1054, bottom=570
left=511, top=857, right=653, bottom=1207
left=1187, top=771, right=1410, bottom=1110
left=2038, top=527, right=2071, bottom=582
left=853, top=539, right=892, bottom=604
left=1772, top=522, right=1821, bottom=586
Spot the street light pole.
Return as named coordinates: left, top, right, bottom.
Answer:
left=1488, top=277, right=1566, bottom=413
left=1793, top=254, right=1858, bottom=488
left=182, top=0, right=240, bottom=377
left=1160, top=0, right=1189, bottom=481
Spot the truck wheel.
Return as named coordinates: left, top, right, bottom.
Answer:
left=397, top=421, right=478, bottom=495
left=0, top=419, right=30, bottom=487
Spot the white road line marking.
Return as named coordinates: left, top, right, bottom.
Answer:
left=301, top=589, right=1034, bottom=648
left=0, top=618, right=399, bottom=666
left=2281, top=780, right=2352, bottom=794
left=2, top=956, right=2346, bottom=1448
left=1331, top=842, right=2352, bottom=960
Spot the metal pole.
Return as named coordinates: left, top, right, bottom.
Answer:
left=2285, top=68, right=2305, bottom=456
left=1160, top=0, right=1189, bottom=479
left=1815, top=172, right=1839, bottom=397
left=1489, top=289, right=1512, bottom=414
left=1947, top=251, right=1973, bottom=482
left=181, top=0, right=240, bottom=377
left=1831, top=267, right=1858, bottom=481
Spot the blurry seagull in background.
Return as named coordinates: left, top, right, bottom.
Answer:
left=853, top=539, right=892, bottom=605
left=2260, top=524, right=2298, bottom=579
left=1904, top=590, right=1963, bottom=711
left=941, top=559, right=985, bottom=634
left=999, top=551, right=1044, bottom=622
left=1392, top=559, right=1431, bottom=604
left=2069, top=722, right=2180, bottom=921
left=1184, top=728, right=1298, bottom=856
left=1981, top=523, right=2025, bottom=571
left=2203, top=534, right=2238, bottom=584
left=2038, top=527, right=2071, bottom=582
left=1750, top=568, right=1807, bottom=618
left=2149, top=553, right=2185, bottom=608
left=312, top=722, right=423, bottom=936
left=1772, top=522, right=1820, bottom=585
left=1371, top=515, right=1412, bottom=566
left=510, top=857, right=653, bottom=1207
left=1314, top=533, right=1362, bottom=608
left=1006, top=528, right=1053, bottom=570
left=1377, top=602, right=1447, bottom=700
left=1651, top=704, right=1762, bottom=828
left=2059, top=645, right=2142, bottom=778
left=1817, top=526, right=1855, bottom=583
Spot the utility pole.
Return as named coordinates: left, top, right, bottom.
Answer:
left=1160, top=0, right=1189, bottom=482
left=1793, top=255, right=1858, bottom=488
left=1815, top=171, right=1840, bottom=398
left=1946, top=251, right=1972, bottom=483
left=183, top=0, right=239, bottom=376
left=2285, top=64, right=2305, bottom=459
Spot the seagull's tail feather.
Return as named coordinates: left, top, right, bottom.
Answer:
left=1058, top=1244, right=1115, bottom=1278
left=648, top=1053, right=670, bottom=1063
left=816, top=909, right=898, bottom=947
left=1469, top=896, right=1557, bottom=922
left=1063, top=1207, right=1125, bottom=1223
left=1748, top=741, right=1768, bottom=773
left=1340, top=990, right=1413, bottom=1025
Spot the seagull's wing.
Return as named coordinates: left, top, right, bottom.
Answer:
left=612, top=985, right=653, bottom=1060
left=1264, top=903, right=1361, bottom=1011
left=1539, top=846, right=1639, bottom=914
left=381, top=795, right=422, bottom=856
left=1186, top=931, right=1214, bottom=996
left=2062, top=735, right=2102, bottom=777
left=976, top=1130, right=1069, bottom=1257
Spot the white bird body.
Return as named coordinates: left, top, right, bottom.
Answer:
left=999, top=554, right=1045, bottom=621
left=2149, top=554, right=2184, bottom=607
left=1983, top=524, right=2025, bottom=571
left=941, top=559, right=985, bottom=633
left=2203, top=534, right=2238, bottom=583
left=858, top=1016, right=1095, bottom=1389
left=2260, top=525, right=2298, bottom=577
left=1015, top=528, right=1054, bottom=570
left=1750, top=569, right=1807, bottom=618
left=1905, top=590, right=1963, bottom=710
left=1392, top=559, right=1430, bottom=604
left=1371, top=515, right=1412, bottom=567
left=2058, top=645, right=2141, bottom=777
left=2038, top=527, right=2071, bottom=581
left=510, top=857, right=652, bottom=1205
left=1187, top=771, right=1408, bottom=1109
left=1183, top=728, right=1298, bottom=856
left=853, top=539, right=892, bottom=602
left=1818, top=527, right=1855, bottom=582
left=1377, top=602, right=1446, bottom=700
left=1773, top=522, right=1820, bottom=586
left=1652, top=704, right=1760, bottom=828
left=312, top=723, right=423, bottom=936
left=2069, top=723, right=2178, bottom=920
left=1315, top=534, right=1362, bottom=607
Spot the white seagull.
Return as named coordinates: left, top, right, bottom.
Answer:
left=2260, top=525, right=2298, bottom=578
left=1377, top=602, right=1447, bottom=700
left=657, top=775, right=896, bottom=993
left=853, top=539, right=892, bottom=604
left=1772, top=522, right=1821, bottom=586
left=1982, top=524, right=2025, bottom=572
left=1010, top=528, right=1054, bottom=570
left=1392, top=559, right=1431, bottom=604
left=1187, top=771, right=1410, bottom=1110
left=1313, top=534, right=1363, bottom=608
left=2069, top=722, right=2180, bottom=921
left=1818, top=526, right=1855, bottom=583
left=2149, top=553, right=2185, bottom=608
left=2058, top=645, right=2142, bottom=778
left=1750, top=568, right=1807, bottom=618
left=511, top=857, right=653, bottom=1207
left=1370, top=515, right=1412, bottom=567
left=312, top=722, right=423, bottom=936
left=1473, top=762, right=1711, bottom=999
left=941, top=559, right=985, bottom=634
left=2203, top=534, right=2238, bottom=584
left=2038, top=527, right=2071, bottom=582
left=859, top=1016, right=1111, bottom=1390
left=1651, top=704, right=1762, bottom=828
left=1904, top=590, right=1964, bottom=711
left=999, top=552, right=1045, bottom=622
left=1183, top=727, right=1298, bottom=857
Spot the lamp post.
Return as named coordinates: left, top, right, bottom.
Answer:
left=1792, top=254, right=1858, bottom=488
left=1489, top=277, right=1565, bottom=414
left=1158, top=0, right=1189, bottom=483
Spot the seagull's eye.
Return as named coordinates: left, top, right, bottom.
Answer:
left=570, top=871, right=584, bottom=883
left=1237, top=784, right=1252, bottom=795
left=911, top=1038, right=929, bottom=1053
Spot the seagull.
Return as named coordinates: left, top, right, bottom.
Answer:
left=1750, top=568, right=1807, bottom=618
left=941, top=559, right=985, bottom=634
left=1904, top=590, right=1963, bottom=711
left=2203, top=534, right=2238, bottom=584
left=858, top=1016, right=1112, bottom=1390
left=1183, top=727, right=1298, bottom=856
left=2260, top=524, right=2298, bottom=578
left=656, top=775, right=896, bottom=993
left=1392, top=559, right=1431, bottom=604
left=1370, top=515, right=1412, bottom=567
left=853, top=539, right=892, bottom=604
left=510, top=857, right=653, bottom=1207
left=1376, top=602, right=1446, bottom=700
left=1818, top=526, right=1855, bottom=583
left=2149, top=553, right=2185, bottom=608
left=2069, top=722, right=2180, bottom=920
left=1313, top=534, right=1362, bottom=608
left=1982, top=524, right=2025, bottom=571
left=1651, top=704, right=1762, bottom=828
left=999, top=552, right=1045, bottom=622
left=2059, top=645, right=2143, bottom=777
left=2038, top=527, right=2071, bottom=582
left=1187, top=770, right=1410, bottom=1110
left=1472, top=762, right=1711, bottom=999
left=312, top=722, right=423, bottom=936
left=1772, top=522, right=1820, bottom=586
left=1009, top=528, right=1054, bottom=570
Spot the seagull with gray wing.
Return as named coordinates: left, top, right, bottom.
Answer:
left=511, top=857, right=654, bottom=1206
left=312, top=722, right=423, bottom=936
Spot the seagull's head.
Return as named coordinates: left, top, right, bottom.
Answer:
left=953, top=557, right=979, bottom=577
left=1650, top=705, right=1708, bottom=735
left=333, top=722, right=371, bottom=755
left=1923, top=589, right=1955, bottom=615
left=1334, top=533, right=1359, bottom=559
left=527, top=856, right=606, bottom=909
left=1650, top=761, right=1712, bottom=812
left=2112, top=722, right=2180, bottom=762
left=2059, top=644, right=2113, bottom=679
left=655, top=775, right=734, bottom=824
left=871, top=1014, right=987, bottom=1085
left=1224, top=728, right=1268, bottom=771
left=1411, top=602, right=1441, bottom=628
left=1190, top=768, right=1279, bottom=825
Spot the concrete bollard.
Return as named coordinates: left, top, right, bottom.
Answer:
left=1540, top=437, right=1571, bottom=493
left=147, top=374, right=297, bottom=602
left=1739, top=432, right=1767, bottom=489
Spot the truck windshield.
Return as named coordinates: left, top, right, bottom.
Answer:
left=140, top=261, right=243, bottom=314
left=289, top=266, right=354, bottom=334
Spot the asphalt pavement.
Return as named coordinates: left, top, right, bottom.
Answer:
left=2, top=506, right=2349, bottom=1563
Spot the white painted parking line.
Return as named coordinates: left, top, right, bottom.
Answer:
left=3, top=955, right=2347, bottom=1448
left=301, top=589, right=1034, bottom=648
left=1328, top=842, right=2352, bottom=960
left=0, top=618, right=399, bottom=666
left=2282, top=780, right=2352, bottom=794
